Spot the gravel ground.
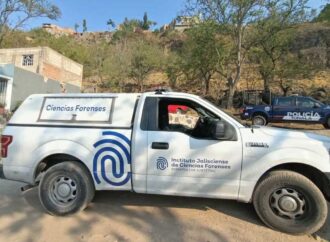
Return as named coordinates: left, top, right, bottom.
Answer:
left=268, top=123, right=330, bottom=137
left=0, top=126, right=329, bottom=242
left=1, top=181, right=329, bottom=242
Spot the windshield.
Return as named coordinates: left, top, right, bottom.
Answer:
left=310, top=98, right=325, bottom=107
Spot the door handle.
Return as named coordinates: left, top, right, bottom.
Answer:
left=152, top=142, right=169, bottom=150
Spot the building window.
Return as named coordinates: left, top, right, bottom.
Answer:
left=22, top=54, right=34, bottom=66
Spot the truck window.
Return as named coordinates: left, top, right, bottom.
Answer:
left=168, top=105, right=199, bottom=129
left=297, top=97, right=320, bottom=108
left=158, top=98, right=220, bottom=139
left=276, top=97, right=295, bottom=107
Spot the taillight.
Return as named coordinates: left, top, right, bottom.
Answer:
left=1, top=135, right=13, bottom=158
left=239, top=107, right=245, bottom=114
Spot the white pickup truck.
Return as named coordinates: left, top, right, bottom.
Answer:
left=1, top=90, right=330, bottom=235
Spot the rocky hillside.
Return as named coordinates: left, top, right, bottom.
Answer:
left=292, top=23, right=330, bottom=68
left=1, top=22, right=329, bottom=103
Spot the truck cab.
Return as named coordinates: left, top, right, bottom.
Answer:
left=1, top=91, right=330, bottom=235
left=241, top=96, right=330, bottom=128
left=132, top=92, right=241, bottom=198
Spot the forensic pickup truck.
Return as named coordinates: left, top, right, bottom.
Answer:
left=1, top=90, right=330, bottom=235
left=240, top=95, right=330, bottom=128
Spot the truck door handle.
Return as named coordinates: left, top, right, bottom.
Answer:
left=152, top=142, right=169, bottom=150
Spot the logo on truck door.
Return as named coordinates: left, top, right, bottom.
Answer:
left=283, top=112, right=321, bottom=121
left=156, top=157, right=168, bottom=170
left=93, top=131, right=131, bottom=186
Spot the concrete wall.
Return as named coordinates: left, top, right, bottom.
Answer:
left=10, top=66, right=76, bottom=111
left=0, top=48, right=42, bottom=74
left=65, top=83, right=80, bottom=93
left=46, top=79, right=62, bottom=93
left=10, top=67, right=48, bottom=110
left=0, top=47, right=83, bottom=89
left=0, top=64, right=81, bottom=111
left=42, top=47, right=83, bottom=88
left=0, top=64, right=15, bottom=77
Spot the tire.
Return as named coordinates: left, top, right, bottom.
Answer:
left=253, top=170, right=327, bottom=235
left=324, top=117, right=330, bottom=129
left=252, top=115, right=267, bottom=126
left=39, top=161, right=95, bottom=216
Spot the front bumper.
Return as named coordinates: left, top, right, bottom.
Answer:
left=0, top=164, right=5, bottom=179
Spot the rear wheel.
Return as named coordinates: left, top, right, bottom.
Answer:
left=252, top=115, right=267, bottom=126
left=253, top=170, right=327, bottom=235
left=39, top=161, right=95, bottom=216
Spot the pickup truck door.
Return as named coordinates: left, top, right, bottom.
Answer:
left=272, top=97, right=298, bottom=121
left=142, top=97, right=243, bottom=200
left=296, top=97, right=325, bottom=123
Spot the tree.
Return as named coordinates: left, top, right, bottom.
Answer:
left=107, top=19, right=116, bottom=30
left=251, top=28, right=293, bottom=92
left=103, top=43, right=131, bottom=91
left=186, top=0, right=313, bottom=107
left=276, top=53, right=312, bottom=96
left=0, top=0, right=61, bottom=46
left=164, top=52, right=182, bottom=89
left=314, top=4, right=330, bottom=22
left=128, top=40, right=163, bottom=91
left=112, top=16, right=156, bottom=41
left=84, top=41, right=109, bottom=88
left=82, top=19, right=87, bottom=32
left=186, top=0, right=266, bottom=108
left=125, top=18, right=141, bottom=30
left=180, top=22, right=226, bottom=95
left=74, top=23, right=80, bottom=33
left=142, top=12, right=149, bottom=30
left=112, top=18, right=136, bottom=42
left=251, top=0, right=310, bottom=92
left=142, top=12, right=156, bottom=30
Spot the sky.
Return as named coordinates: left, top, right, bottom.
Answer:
left=27, top=0, right=328, bottom=32
left=29, top=0, right=186, bottom=32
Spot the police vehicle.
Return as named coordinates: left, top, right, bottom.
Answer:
left=240, top=96, right=330, bottom=128
left=1, top=91, right=330, bottom=235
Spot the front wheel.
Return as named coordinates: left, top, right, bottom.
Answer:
left=39, top=161, right=95, bottom=216
left=253, top=170, right=327, bottom=235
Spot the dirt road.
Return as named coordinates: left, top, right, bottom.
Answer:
left=1, top=181, right=329, bottom=242
left=0, top=128, right=329, bottom=242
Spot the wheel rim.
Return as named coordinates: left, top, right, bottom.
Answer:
left=254, top=117, right=265, bottom=126
left=49, top=176, right=78, bottom=206
left=270, top=188, right=307, bottom=220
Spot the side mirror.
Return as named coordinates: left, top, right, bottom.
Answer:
left=212, top=121, right=226, bottom=140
